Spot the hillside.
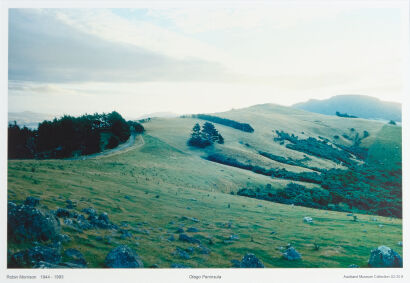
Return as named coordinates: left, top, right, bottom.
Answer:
left=292, top=95, right=402, bottom=122
left=7, top=104, right=402, bottom=268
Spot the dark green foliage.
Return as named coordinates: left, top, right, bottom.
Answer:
left=322, top=166, right=401, bottom=218
left=389, top=120, right=397, bottom=125
left=127, top=121, right=145, bottom=133
left=336, top=111, right=358, bottom=118
left=188, top=122, right=224, bottom=148
left=259, top=151, right=322, bottom=172
left=238, top=183, right=331, bottom=209
left=206, top=153, right=322, bottom=184
left=8, top=111, right=130, bottom=159
left=274, top=130, right=355, bottom=166
left=106, top=136, right=120, bottom=149
left=8, top=122, right=36, bottom=159
left=191, top=114, right=254, bottom=133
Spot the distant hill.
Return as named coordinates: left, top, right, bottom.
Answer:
left=292, top=95, right=401, bottom=122
left=8, top=111, right=57, bottom=129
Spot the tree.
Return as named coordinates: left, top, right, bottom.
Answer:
left=187, top=122, right=224, bottom=148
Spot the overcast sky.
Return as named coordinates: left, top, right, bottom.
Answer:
left=8, top=5, right=406, bottom=118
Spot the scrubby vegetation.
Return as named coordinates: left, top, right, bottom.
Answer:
left=336, top=111, right=358, bottom=118
left=189, top=114, right=254, bottom=133
left=8, top=111, right=139, bottom=159
left=274, top=130, right=356, bottom=166
left=188, top=122, right=224, bottom=148
left=206, top=153, right=322, bottom=184
left=259, top=151, right=322, bottom=172
left=238, top=183, right=331, bottom=209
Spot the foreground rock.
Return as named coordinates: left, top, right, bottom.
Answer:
left=282, top=247, right=302, bottom=261
left=9, top=245, right=61, bottom=268
left=8, top=202, right=60, bottom=242
left=179, top=233, right=201, bottom=244
left=368, top=246, right=402, bottom=268
left=105, top=245, right=144, bottom=268
left=239, top=253, right=264, bottom=268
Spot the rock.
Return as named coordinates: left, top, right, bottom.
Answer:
left=378, top=224, right=384, bottom=228
left=98, top=212, right=109, bottom=223
left=82, top=207, right=96, bottom=216
left=10, top=245, right=61, bottom=268
left=190, top=217, right=200, bottom=223
left=8, top=201, right=17, bottom=211
left=398, top=241, right=403, bottom=247
left=24, top=196, right=40, bottom=207
left=230, top=235, right=240, bottom=241
left=57, top=234, right=71, bottom=243
left=63, top=218, right=74, bottom=225
left=187, top=227, right=199, bottom=233
left=105, top=245, right=143, bottom=268
left=64, top=249, right=87, bottom=267
left=239, top=253, right=264, bottom=268
left=303, top=217, right=313, bottom=224
left=176, top=227, right=184, bottom=233
left=171, top=263, right=191, bottom=268
left=8, top=204, right=60, bottom=242
left=197, top=245, right=211, bottom=254
left=173, top=248, right=190, bottom=259
left=167, top=235, right=175, bottom=242
left=120, top=229, right=133, bottom=239
left=270, top=231, right=276, bottom=235
left=349, top=264, right=359, bottom=268
left=56, top=208, right=70, bottom=218
left=179, top=233, right=201, bottom=244
left=282, top=247, right=302, bottom=261
left=368, top=246, right=403, bottom=267
left=231, top=259, right=241, bottom=267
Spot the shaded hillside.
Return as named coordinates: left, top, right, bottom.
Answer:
left=292, top=95, right=401, bottom=122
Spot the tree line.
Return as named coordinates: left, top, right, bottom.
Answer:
left=8, top=111, right=144, bottom=159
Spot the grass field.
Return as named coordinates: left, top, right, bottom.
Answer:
left=7, top=104, right=402, bottom=268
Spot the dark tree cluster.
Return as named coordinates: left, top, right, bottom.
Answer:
left=274, top=130, right=356, bottom=166
left=238, top=183, right=332, bottom=209
left=8, top=111, right=133, bottom=159
left=189, top=114, right=254, bottom=133
left=206, top=153, right=322, bottom=184
left=336, top=111, right=358, bottom=118
left=188, top=122, right=224, bottom=148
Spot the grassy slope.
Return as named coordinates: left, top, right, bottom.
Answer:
left=7, top=104, right=402, bottom=268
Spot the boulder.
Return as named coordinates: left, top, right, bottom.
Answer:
left=64, top=249, right=87, bottom=267
left=8, top=204, right=60, bottom=242
left=9, top=245, right=61, bottom=268
left=56, top=208, right=70, bottom=218
left=282, top=247, right=302, bottom=261
left=82, top=207, right=96, bottom=216
left=176, top=227, right=184, bottom=233
left=303, top=217, right=313, bottom=224
left=239, top=253, right=264, bottom=268
left=8, top=201, right=17, bottom=211
left=105, top=245, right=143, bottom=268
left=173, top=248, right=190, bottom=259
left=24, top=196, right=40, bottom=207
left=179, top=233, right=201, bottom=244
left=368, top=246, right=402, bottom=268
left=187, top=227, right=199, bottom=233
left=349, top=264, right=359, bottom=268
left=230, top=235, right=240, bottom=241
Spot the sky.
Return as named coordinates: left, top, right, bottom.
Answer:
left=7, top=4, right=407, bottom=118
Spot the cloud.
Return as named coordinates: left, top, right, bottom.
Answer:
left=8, top=9, right=233, bottom=83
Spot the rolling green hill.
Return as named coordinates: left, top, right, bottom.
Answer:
left=7, top=103, right=402, bottom=268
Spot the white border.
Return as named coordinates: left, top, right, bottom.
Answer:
left=1, top=1, right=409, bottom=283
